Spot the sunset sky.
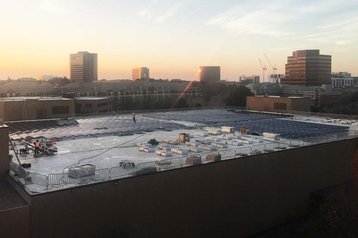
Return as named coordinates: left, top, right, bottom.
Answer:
left=0, top=0, right=357, bottom=80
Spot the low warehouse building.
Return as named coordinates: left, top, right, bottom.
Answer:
left=0, top=109, right=357, bottom=238
left=0, top=97, right=75, bottom=121
left=246, top=96, right=312, bottom=113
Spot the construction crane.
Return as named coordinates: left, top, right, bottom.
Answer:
left=264, top=54, right=277, bottom=75
left=258, top=58, right=267, bottom=83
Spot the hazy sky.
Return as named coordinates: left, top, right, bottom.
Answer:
left=1, top=0, right=357, bottom=80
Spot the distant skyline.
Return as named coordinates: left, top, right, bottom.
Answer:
left=1, top=0, right=358, bottom=80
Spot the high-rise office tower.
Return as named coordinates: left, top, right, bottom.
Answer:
left=282, top=50, right=331, bottom=86
left=199, top=66, right=221, bottom=82
left=70, top=51, right=98, bottom=82
left=132, top=67, right=150, bottom=80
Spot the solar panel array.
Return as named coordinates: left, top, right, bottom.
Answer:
left=144, top=109, right=349, bottom=141
left=144, top=109, right=286, bottom=124
left=8, top=116, right=186, bottom=140
left=7, top=109, right=349, bottom=141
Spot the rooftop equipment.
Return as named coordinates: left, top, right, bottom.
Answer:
left=221, top=126, right=235, bottom=134
left=206, top=153, right=222, bottom=162
left=68, top=164, right=96, bottom=178
left=119, top=160, right=135, bottom=169
left=171, top=147, right=189, bottom=155
left=178, top=133, right=190, bottom=143
left=263, top=132, right=280, bottom=140
left=186, top=155, right=202, bottom=165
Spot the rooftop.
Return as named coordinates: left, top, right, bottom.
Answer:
left=7, top=109, right=358, bottom=194
left=0, top=97, right=72, bottom=102
left=74, top=97, right=111, bottom=101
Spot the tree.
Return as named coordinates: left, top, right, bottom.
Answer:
left=174, top=97, right=188, bottom=108
left=225, top=86, right=254, bottom=107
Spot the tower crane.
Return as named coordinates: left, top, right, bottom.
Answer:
left=258, top=58, right=267, bottom=83
left=264, top=54, right=277, bottom=75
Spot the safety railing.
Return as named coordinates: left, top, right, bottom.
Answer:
left=9, top=130, right=358, bottom=194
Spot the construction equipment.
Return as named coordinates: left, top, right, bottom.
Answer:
left=9, top=137, right=26, bottom=167
left=258, top=58, right=267, bottom=83
left=264, top=54, right=277, bottom=75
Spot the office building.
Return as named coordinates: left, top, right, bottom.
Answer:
left=239, top=75, right=260, bottom=85
left=199, top=66, right=221, bottom=82
left=70, top=51, right=98, bottom=82
left=331, top=72, right=353, bottom=88
left=132, top=67, right=150, bottom=80
left=282, top=50, right=331, bottom=86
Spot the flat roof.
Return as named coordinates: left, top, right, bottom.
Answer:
left=7, top=109, right=357, bottom=194
left=74, top=97, right=111, bottom=101
left=0, top=97, right=73, bottom=102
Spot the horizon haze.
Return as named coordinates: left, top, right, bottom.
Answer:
left=1, top=0, right=357, bottom=80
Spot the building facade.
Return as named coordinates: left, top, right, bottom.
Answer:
left=1, top=129, right=357, bottom=238
left=239, top=75, right=260, bottom=85
left=132, top=67, right=150, bottom=80
left=246, top=96, right=312, bottom=112
left=199, top=66, right=221, bottom=82
left=331, top=72, right=353, bottom=88
left=74, top=97, right=113, bottom=114
left=282, top=50, right=331, bottom=86
left=70, top=51, right=98, bottom=82
left=0, top=97, right=75, bottom=121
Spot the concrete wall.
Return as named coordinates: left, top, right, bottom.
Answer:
left=0, top=206, right=30, bottom=238
left=0, top=126, right=30, bottom=238
left=0, top=102, right=4, bottom=121
left=0, top=126, right=9, bottom=178
left=0, top=99, right=75, bottom=121
left=29, top=138, right=357, bottom=238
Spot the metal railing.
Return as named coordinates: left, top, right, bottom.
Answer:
left=9, top=131, right=358, bottom=194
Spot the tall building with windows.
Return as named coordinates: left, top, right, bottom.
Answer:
left=282, top=50, right=331, bottom=86
left=199, top=66, right=221, bottom=82
left=132, top=67, right=150, bottom=80
left=70, top=51, right=98, bottom=82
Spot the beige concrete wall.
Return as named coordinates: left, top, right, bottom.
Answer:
left=0, top=126, right=9, bottom=178
left=29, top=138, right=357, bottom=238
left=1, top=99, right=75, bottom=121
